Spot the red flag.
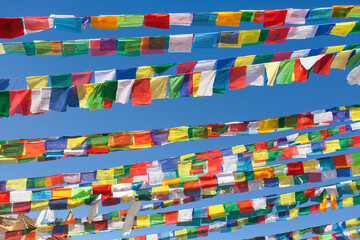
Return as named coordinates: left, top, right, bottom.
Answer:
left=9, top=90, right=31, bottom=116
left=0, top=18, right=24, bottom=39
left=229, top=66, right=247, bottom=89
left=265, top=27, right=291, bottom=45
left=312, top=54, right=334, bottom=75
left=177, top=62, right=197, bottom=74
left=144, top=14, right=170, bottom=29
left=294, top=59, right=308, bottom=82
left=264, top=10, right=288, bottom=28
left=132, top=78, right=152, bottom=106
left=23, top=17, right=50, bottom=31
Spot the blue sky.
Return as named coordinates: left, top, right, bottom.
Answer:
left=1, top=0, right=360, bottom=239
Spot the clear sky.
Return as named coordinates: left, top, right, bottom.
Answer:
left=0, top=0, right=360, bottom=239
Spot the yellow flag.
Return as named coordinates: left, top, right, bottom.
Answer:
left=180, top=153, right=196, bottom=161
left=330, top=21, right=356, bottom=37
left=232, top=145, right=246, bottom=154
left=52, top=188, right=72, bottom=199
left=216, top=12, right=242, bottom=27
left=295, top=133, right=310, bottom=144
left=351, top=109, right=360, bottom=121
left=287, top=208, right=299, bottom=220
left=325, top=45, right=346, bottom=53
left=242, top=30, right=261, bottom=44
left=278, top=176, right=294, bottom=187
left=258, top=118, right=279, bottom=132
left=280, top=192, right=296, bottom=205
left=342, top=197, right=354, bottom=207
left=67, top=199, right=85, bottom=209
left=7, top=178, right=27, bottom=190
left=253, top=150, right=269, bottom=161
left=26, top=75, right=48, bottom=89
left=234, top=55, right=256, bottom=67
left=234, top=172, right=245, bottom=182
left=352, top=166, right=360, bottom=176
left=208, top=204, right=226, bottom=218
left=218, top=31, right=244, bottom=48
left=152, top=185, right=169, bottom=195
left=168, top=127, right=189, bottom=142
left=175, top=229, right=187, bottom=240
left=331, top=50, right=353, bottom=70
left=192, top=72, right=201, bottom=97
left=150, top=76, right=168, bottom=99
left=31, top=200, right=49, bottom=211
left=96, top=169, right=114, bottom=180
left=136, top=215, right=150, bottom=228
left=67, top=137, right=87, bottom=149
left=136, top=66, right=156, bottom=79
left=303, top=160, right=319, bottom=172
left=77, top=84, right=95, bottom=108
left=323, top=140, right=340, bottom=154
left=265, top=62, right=280, bottom=86
left=178, top=160, right=192, bottom=177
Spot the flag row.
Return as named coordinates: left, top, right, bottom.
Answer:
left=1, top=21, right=360, bottom=57
left=0, top=6, right=359, bottom=39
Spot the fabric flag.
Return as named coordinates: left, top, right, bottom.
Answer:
left=234, top=55, right=256, bottom=67
left=331, top=50, right=353, bottom=70
left=347, top=65, right=360, bottom=85
left=117, top=37, right=142, bottom=56
left=53, top=17, right=82, bottom=33
left=72, top=71, right=93, bottom=86
left=150, top=76, right=168, bottom=99
left=331, top=22, right=357, bottom=37
left=276, top=59, right=295, bottom=84
left=118, top=15, right=144, bottom=27
left=9, top=90, right=31, bottom=116
left=132, top=79, right=151, bottom=106
left=265, top=27, right=291, bottom=44
left=49, top=87, right=70, bottom=112
left=177, top=62, right=197, bottom=74
left=216, top=12, right=242, bottom=27
left=136, top=66, right=155, bottom=79
left=229, top=66, right=246, bottom=90
left=197, top=71, right=216, bottom=96
left=90, top=38, right=116, bottom=56
left=294, top=59, right=308, bottom=82
left=287, top=25, right=318, bottom=39
left=168, top=34, right=193, bottom=53
left=285, top=9, right=310, bottom=25
left=151, top=63, right=176, bottom=75
left=170, top=13, right=193, bottom=26
left=91, top=16, right=118, bottom=30
left=246, top=64, right=265, bottom=86
left=26, top=75, right=48, bottom=89
left=194, top=60, right=217, bottom=72
left=115, top=79, right=135, bottom=104
left=39, top=87, right=51, bottom=112
left=95, top=69, right=116, bottom=83
left=168, top=75, right=184, bottom=99
left=265, top=62, right=280, bottom=86
left=144, top=14, right=170, bottom=29
left=86, top=84, right=105, bottom=110
left=50, top=74, right=72, bottom=87
left=23, top=17, right=50, bottom=34
left=77, top=84, right=94, bottom=108
left=218, top=31, right=243, bottom=48
left=0, top=18, right=24, bottom=39
left=308, top=8, right=333, bottom=21
left=193, top=32, right=219, bottom=49
left=312, top=54, right=334, bottom=75
left=242, top=30, right=261, bottom=45
left=30, top=89, right=42, bottom=114
left=264, top=10, right=287, bottom=28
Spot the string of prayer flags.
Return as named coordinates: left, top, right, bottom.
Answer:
left=4, top=191, right=360, bottom=239
left=1, top=6, right=360, bottom=39
left=1, top=47, right=360, bottom=118
left=0, top=151, right=359, bottom=211
left=1, top=101, right=360, bottom=163
left=2, top=180, right=359, bottom=239
left=1, top=21, right=360, bottom=57
left=1, top=121, right=359, bottom=190
left=105, top=216, right=360, bottom=240
left=0, top=42, right=351, bottom=90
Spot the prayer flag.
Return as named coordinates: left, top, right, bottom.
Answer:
left=72, top=71, right=93, bottom=86
left=216, top=12, right=242, bottom=27
left=169, top=75, right=184, bottom=99
left=9, top=90, right=31, bottom=116
left=118, top=15, right=144, bottom=27
left=168, top=34, right=193, bottom=53
left=132, top=78, right=151, bottom=106
left=264, top=10, right=287, bottom=28
left=144, top=14, right=170, bottom=29
left=54, top=18, right=82, bottom=33
left=330, top=22, right=357, bottom=37
left=0, top=18, right=24, bottom=39
left=265, top=27, right=291, bottom=44
left=197, top=71, right=216, bottom=96
left=285, top=9, right=310, bottom=24
left=276, top=59, right=295, bottom=84
left=229, top=66, right=246, bottom=89
left=170, top=13, right=193, bottom=26
left=150, top=76, right=168, bottom=99
left=26, top=75, right=48, bottom=89
left=91, top=16, right=118, bottom=30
